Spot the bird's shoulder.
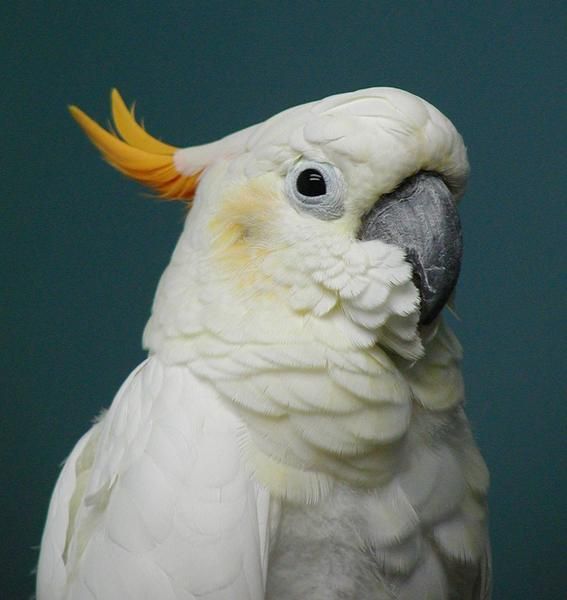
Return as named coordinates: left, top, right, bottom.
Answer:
left=37, top=356, right=272, bottom=600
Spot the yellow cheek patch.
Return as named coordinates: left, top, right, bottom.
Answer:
left=209, top=177, right=281, bottom=288
left=69, top=89, right=201, bottom=200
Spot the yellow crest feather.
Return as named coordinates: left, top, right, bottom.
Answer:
left=69, top=89, right=201, bottom=200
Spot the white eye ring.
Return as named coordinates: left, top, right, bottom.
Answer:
left=284, top=160, right=346, bottom=220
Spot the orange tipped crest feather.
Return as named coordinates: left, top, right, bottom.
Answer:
left=69, top=90, right=201, bottom=200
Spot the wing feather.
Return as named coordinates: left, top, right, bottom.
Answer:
left=37, top=357, right=272, bottom=600
left=36, top=421, right=103, bottom=598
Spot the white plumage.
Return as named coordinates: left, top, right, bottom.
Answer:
left=38, top=87, right=490, bottom=599
left=38, top=359, right=272, bottom=599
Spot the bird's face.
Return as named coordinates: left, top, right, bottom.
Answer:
left=71, top=87, right=468, bottom=361
left=184, top=89, right=467, bottom=359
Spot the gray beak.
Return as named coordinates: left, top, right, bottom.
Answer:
left=358, top=172, right=462, bottom=325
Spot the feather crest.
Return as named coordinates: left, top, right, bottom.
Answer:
left=69, top=89, right=201, bottom=200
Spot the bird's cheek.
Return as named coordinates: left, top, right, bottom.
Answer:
left=206, top=177, right=282, bottom=290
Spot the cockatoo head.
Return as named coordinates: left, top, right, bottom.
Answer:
left=72, top=87, right=467, bottom=362
left=71, top=88, right=469, bottom=500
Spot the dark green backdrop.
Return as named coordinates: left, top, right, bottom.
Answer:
left=2, top=2, right=565, bottom=598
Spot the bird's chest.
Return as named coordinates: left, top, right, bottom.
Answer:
left=265, top=487, right=390, bottom=599
left=264, top=469, right=467, bottom=600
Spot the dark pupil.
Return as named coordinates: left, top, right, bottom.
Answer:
left=296, top=169, right=326, bottom=197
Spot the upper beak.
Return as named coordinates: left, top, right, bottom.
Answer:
left=358, top=172, right=463, bottom=325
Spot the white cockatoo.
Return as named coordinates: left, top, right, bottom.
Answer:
left=37, top=87, right=490, bottom=599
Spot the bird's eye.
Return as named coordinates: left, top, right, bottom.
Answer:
left=296, top=168, right=327, bottom=196
left=285, top=160, right=346, bottom=220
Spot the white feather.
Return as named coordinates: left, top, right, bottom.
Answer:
left=37, top=358, right=272, bottom=600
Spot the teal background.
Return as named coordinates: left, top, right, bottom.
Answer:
left=2, top=2, right=565, bottom=598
